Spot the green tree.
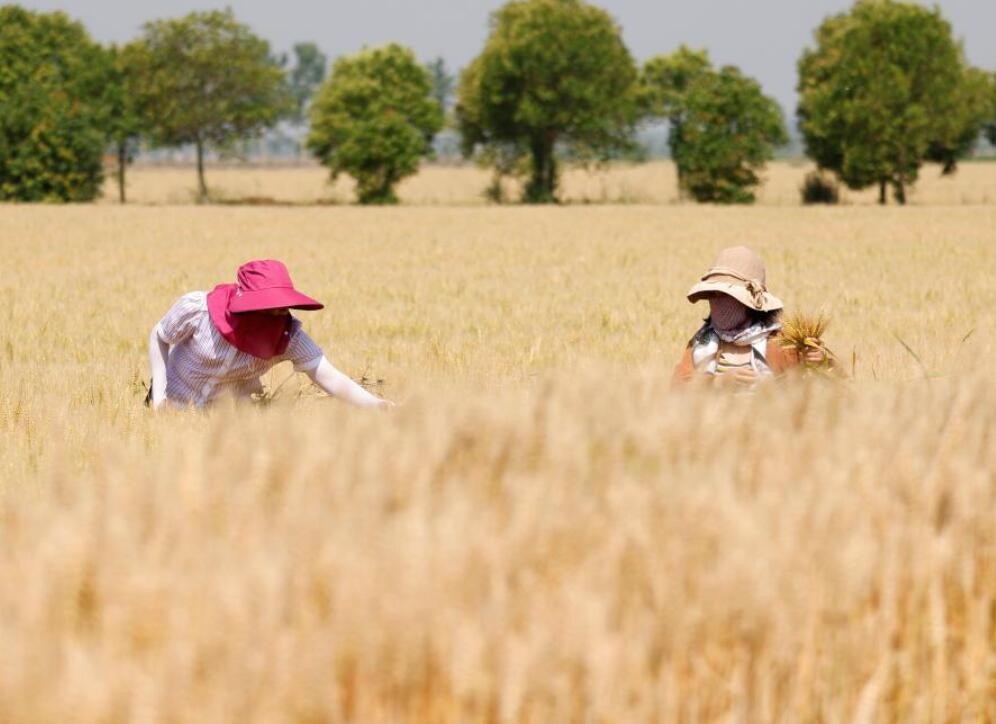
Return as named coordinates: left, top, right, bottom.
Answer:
left=925, top=67, right=993, bottom=174
left=287, top=42, right=327, bottom=125
left=641, top=50, right=786, bottom=203
left=798, top=1, right=986, bottom=205
left=674, top=67, right=787, bottom=203
left=640, top=46, right=711, bottom=189
left=103, top=44, right=147, bottom=204
left=128, top=9, right=291, bottom=201
left=0, top=7, right=108, bottom=202
left=456, top=57, right=526, bottom=202
left=307, top=44, right=443, bottom=205
left=456, top=0, right=639, bottom=203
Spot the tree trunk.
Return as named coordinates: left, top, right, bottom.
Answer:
left=894, top=179, right=906, bottom=205
left=878, top=180, right=887, bottom=206
left=895, top=147, right=909, bottom=204
left=117, top=141, right=127, bottom=204
left=526, top=134, right=557, bottom=204
left=376, top=171, right=399, bottom=205
left=196, top=139, right=208, bottom=202
left=545, top=151, right=557, bottom=197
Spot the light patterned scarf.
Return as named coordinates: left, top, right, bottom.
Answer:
left=690, top=318, right=783, bottom=376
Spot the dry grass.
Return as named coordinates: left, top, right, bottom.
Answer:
left=105, top=160, right=996, bottom=207
left=2, top=181, right=996, bottom=721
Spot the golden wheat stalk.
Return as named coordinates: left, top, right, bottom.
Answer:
left=780, top=311, right=837, bottom=371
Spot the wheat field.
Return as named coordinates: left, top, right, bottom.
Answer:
left=2, top=166, right=996, bottom=722
left=107, top=160, right=996, bottom=207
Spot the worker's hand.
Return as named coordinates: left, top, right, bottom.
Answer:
left=803, top=341, right=828, bottom=365
left=717, top=367, right=759, bottom=387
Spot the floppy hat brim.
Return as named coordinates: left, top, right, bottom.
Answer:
left=229, top=287, right=324, bottom=313
left=687, top=280, right=783, bottom=312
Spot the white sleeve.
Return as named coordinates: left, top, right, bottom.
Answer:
left=285, top=326, right=323, bottom=372
left=156, top=292, right=203, bottom=345
left=148, top=326, right=169, bottom=409
left=305, top=356, right=387, bottom=408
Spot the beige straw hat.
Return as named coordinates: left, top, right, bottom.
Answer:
left=686, top=246, right=783, bottom=312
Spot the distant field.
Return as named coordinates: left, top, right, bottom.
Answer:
left=1, top=200, right=995, bottom=720
left=104, top=159, right=996, bottom=206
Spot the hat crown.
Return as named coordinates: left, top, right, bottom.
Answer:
left=685, top=246, right=782, bottom=312
left=705, top=246, right=766, bottom=285
left=236, top=259, right=293, bottom=292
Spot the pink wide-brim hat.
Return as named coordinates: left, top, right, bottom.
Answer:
left=227, top=259, right=324, bottom=313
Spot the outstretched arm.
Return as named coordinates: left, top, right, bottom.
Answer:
left=306, top=356, right=390, bottom=409
left=148, top=326, right=169, bottom=409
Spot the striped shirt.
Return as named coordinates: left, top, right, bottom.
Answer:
left=157, top=292, right=323, bottom=407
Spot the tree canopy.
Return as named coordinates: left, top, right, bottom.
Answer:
left=307, top=44, right=443, bottom=204
left=0, top=7, right=109, bottom=202
left=797, top=0, right=988, bottom=204
left=128, top=9, right=290, bottom=200
left=641, top=50, right=786, bottom=203
left=924, top=67, right=993, bottom=175
left=456, top=0, right=639, bottom=203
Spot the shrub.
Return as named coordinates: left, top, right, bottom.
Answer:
left=641, top=51, right=786, bottom=204
left=800, top=171, right=840, bottom=205
left=308, top=44, right=442, bottom=205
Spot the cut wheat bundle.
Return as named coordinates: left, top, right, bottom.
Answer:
left=779, top=311, right=839, bottom=374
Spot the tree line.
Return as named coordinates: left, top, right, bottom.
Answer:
left=1, top=0, right=994, bottom=206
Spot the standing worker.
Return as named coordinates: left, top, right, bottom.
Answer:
left=148, top=259, right=390, bottom=410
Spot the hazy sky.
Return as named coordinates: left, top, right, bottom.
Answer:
left=11, top=0, right=996, bottom=111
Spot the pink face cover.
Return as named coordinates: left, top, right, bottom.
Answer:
left=709, top=294, right=750, bottom=333
left=206, top=260, right=324, bottom=360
